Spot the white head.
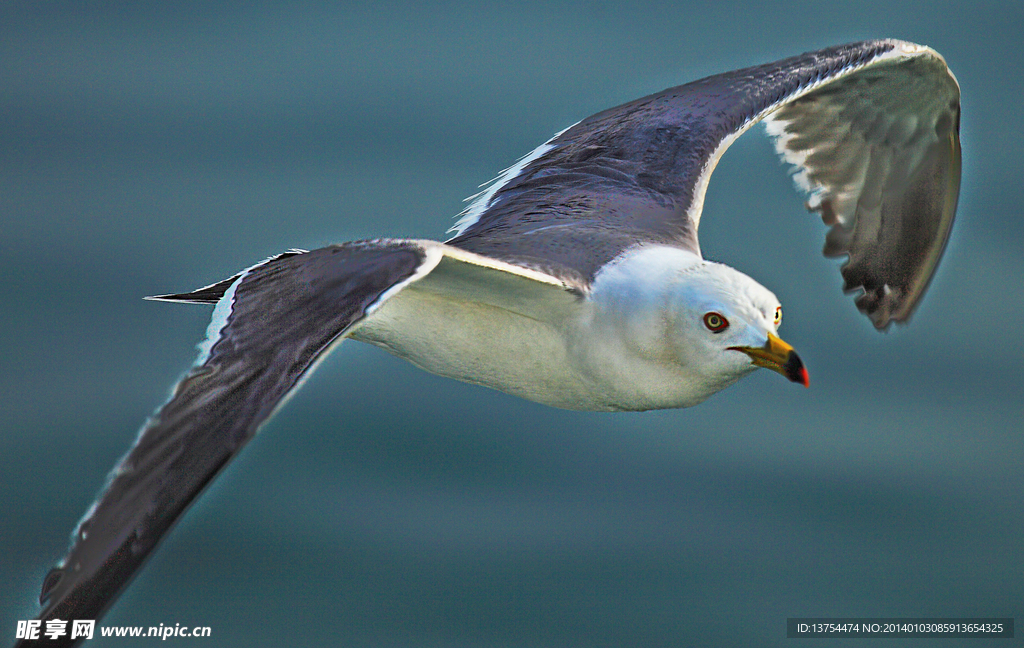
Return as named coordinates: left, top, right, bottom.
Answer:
left=665, top=260, right=808, bottom=399
left=583, top=247, right=807, bottom=411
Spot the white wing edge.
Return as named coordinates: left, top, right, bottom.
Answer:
left=684, top=40, right=954, bottom=233
left=446, top=122, right=581, bottom=238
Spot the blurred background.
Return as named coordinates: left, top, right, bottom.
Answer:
left=2, top=2, right=1021, bottom=646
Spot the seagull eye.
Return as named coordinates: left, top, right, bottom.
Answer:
left=703, top=312, right=729, bottom=333
left=774, top=307, right=782, bottom=326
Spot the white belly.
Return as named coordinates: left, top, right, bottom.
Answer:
left=347, top=244, right=726, bottom=411
left=351, top=280, right=614, bottom=410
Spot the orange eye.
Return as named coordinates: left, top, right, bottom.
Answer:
left=703, top=312, right=729, bottom=332
left=774, top=307, right=782, bottom=326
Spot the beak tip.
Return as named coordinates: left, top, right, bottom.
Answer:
left=730, top=335, right=809, bottom=388
left=784, top=350, right=809, bottom=388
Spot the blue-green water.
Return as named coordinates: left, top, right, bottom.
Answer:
left=2, top=2, right=1022, bottom=646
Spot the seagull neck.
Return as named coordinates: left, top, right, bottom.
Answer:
left=566, top=245, right=708, bottom=410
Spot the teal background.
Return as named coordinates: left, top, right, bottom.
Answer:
left=2, top=2, right=1022, bottom=646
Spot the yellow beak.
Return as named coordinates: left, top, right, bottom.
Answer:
left=728, top=332, right=809, bottom=387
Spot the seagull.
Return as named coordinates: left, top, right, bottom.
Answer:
left=19, top=39, right=960, bottom=647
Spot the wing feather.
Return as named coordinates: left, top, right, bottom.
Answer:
left=449, top=39, right=960, bottom=327
left=763, top=43, right=960, bottom=326
left=20, top=240, right=439, bottom=647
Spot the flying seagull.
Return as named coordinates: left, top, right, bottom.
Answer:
left=18, top=39, right=959, bottom=647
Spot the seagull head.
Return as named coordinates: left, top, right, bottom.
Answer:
left=667, top=260, right=810, bottom=393
left=582, top=247, right=809, bottom=410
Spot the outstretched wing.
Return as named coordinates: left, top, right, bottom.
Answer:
left=448, top=39, right=960, bottom=328
left=20, top=240, right=440, bottom=648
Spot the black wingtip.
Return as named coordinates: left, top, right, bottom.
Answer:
left=40, top=567, right=64, bottom=605
left=146, top=250, right=311, bottom=304
left=145, top=273, right=242, bottom=304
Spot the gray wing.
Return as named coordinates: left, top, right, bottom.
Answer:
left=448, top=39, right=961, bottom=328
left=20, top=240, right=434, bottom=648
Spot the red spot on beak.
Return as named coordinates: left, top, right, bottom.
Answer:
left=798, top=366, right=810, bottom=388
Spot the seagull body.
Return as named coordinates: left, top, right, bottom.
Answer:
left=20, top=39, right=960, bottom=646
left=353, top=244, right=792, bottom=411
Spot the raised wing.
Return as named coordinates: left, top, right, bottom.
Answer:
left=448, top=39, right=960, bottom=328
left=20, top=240, right=439, bottom=648
left=764, top=44, right=960, bottom=327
